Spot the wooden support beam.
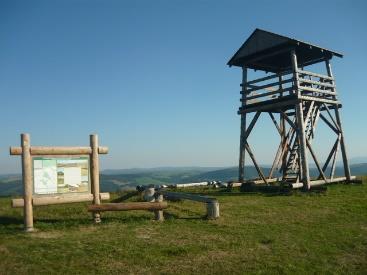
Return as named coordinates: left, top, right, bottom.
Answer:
left=306, top=139, right=327, bottom=182
left=321, top=135, right=340, bottom=175
left=291, top=49, right=310, bottom=189
left=246, top=78, right=293, bottom=93
left=12, top=193, right=110, bottom=208
left=244, top=87, right=293, bottom=101
left=268, top=112, right=282, bottom=135
left=299, top=78, right=335, bottom=88
left=320, top=113, right=339, bottom=134
left=243, top=112, right=261, bottom=140
left=88, top=202, right=168, bottom=212
left=322, top=103, right=341, bottom=132
left=10, top=146, right=109, bottom=155
left=297, top=69, right=334, bottom=81
left=325, top=60, right=351, bottom=181
left=330, top=139, right=340, bottom=180
left=238, top=67, right=248, bottom=182
left=246, top=70, right=292, bottom=85
left=244, top=142, right=268, bottom=185
left=239, top=98, right=299, bottom=114
left=298, top=95, right=339, bottom=105
left=281, top=111, right=297, bottom=130
left=299, top=86, right=336, bottom=96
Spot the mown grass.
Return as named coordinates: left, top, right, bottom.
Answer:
left=0, top=180, right=367, bottom=274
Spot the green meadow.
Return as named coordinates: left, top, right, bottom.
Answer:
left=0, top=180, right=366, bottom=274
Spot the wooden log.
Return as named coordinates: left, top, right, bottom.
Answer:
left=298, top=78, right=335, bottom=88
left=174, top=182, right=208, bottom=188
left=292, top=176, right=356, bottom=189
left=299, top=86, right=336, bottom=96
left=246, top=70, right=292, bottom=85
left=90, top=135, right=101, bottom=223
left=21, top=134, right=33, bottom=232
left=206, top=201, right=220, bottom=219
left=11, top=193, right=110, bottom=208
left=98, top=146, right=109, bottom=154
left=10, top=146, right=109, bottom=155
left=246, top=78, right=293, bottom=93
left=230, top=178, right=280, bottom=188
left=154, top=194, right=164, bottom=221
left=87, top=202, right=168, bottom=212
left=297, top=69, right=333, bottom=81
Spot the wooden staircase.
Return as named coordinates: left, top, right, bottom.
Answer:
left=282, top=101, right=321, bottom=183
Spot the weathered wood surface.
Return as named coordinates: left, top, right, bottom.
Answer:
left=90, top=134, right=101, bottom=223
left=21, top=134, right=33, bottom=232
left=292, top=176, right=356, bottom=189
left=87, top=202, right=168, bottom=212
left=206, top=201, right=220, bottom=219
left=297, top=69, right=333, bottom=81
left=238, top=66, right=248, bottom=182
left=154, top=194, right=165, bottom=221
left=174, top=182, right=208, bottom=188
left=10, top=146, right=108, bottom=155
left=12, top=193, right=110, bottom=208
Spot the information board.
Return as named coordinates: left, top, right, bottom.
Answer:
left=33, top=157, right=90, bottom=195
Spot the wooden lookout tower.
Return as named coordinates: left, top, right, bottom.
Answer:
left=228, top=29, right=353, bottom=189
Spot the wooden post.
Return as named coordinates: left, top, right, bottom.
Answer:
left=21, top=134, right=34, bottom=232
left=90, top=134, right=101, bottom=223
left=291, top=50, right=310, bottom=189
left=279, top=74, right=287, bottom=177
left=238, top=66, right=248, bottom=182
left=325, top=59, right=351, bottom=181
left=154, top=194, right=164, bottom=221
left=206, top=201, right=220, bottom=219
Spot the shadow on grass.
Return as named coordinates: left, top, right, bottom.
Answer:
left=0, top=216, right=23, bottom=226
left=111, top=191, right=139, bottom=203
left=0, top=216, right=25, bottom=234
left=163, top=211, right=205, bottom=221
left=184, top=185, right=328, bottom=198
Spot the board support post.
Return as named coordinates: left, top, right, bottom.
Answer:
left=90, top=134, right=101, bottom=223
left=21, top=133, right=34, bottom=232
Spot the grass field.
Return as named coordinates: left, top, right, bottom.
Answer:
left=0, top=181, right=366, bottom=274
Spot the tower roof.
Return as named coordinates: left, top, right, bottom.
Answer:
left=227, top=29, right=343, bottom=72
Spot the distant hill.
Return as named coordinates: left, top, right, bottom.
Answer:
left=102, top=166, right=222, bottom=175
left=1, top=164, right=366, bottom=196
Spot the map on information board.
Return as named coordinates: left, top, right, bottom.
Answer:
left=33, top=157, right=90, bottom=195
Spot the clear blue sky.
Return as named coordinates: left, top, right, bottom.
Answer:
left=1, top=0, right=366, bottom=173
